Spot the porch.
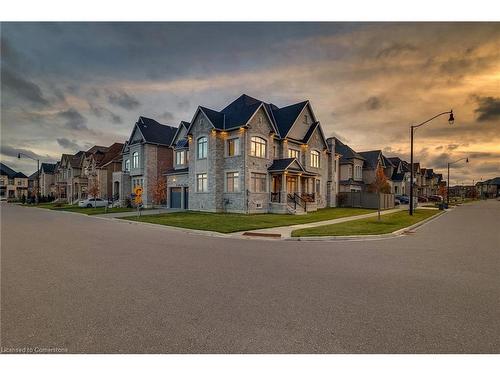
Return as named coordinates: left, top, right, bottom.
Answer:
left=269, top=171, right=319, bottom=214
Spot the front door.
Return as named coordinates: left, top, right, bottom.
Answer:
left=286, top=176, right=297, bottom=194
left=183, top=187, right=189, bottom=209
left=170, top=187, right=182, bottom=208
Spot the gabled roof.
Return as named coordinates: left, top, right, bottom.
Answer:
left=391, top=171, right=406, bottom=182
left=199, top=106, right=225, bottom=129
left=134, top=116, right=177, bottom=146
left=97, top=142, right=124, bottom=168
left=0, top=162, right=17, bottom=178
left=334, top=138, right=365, bottom=164
left=359, top=150, right=394, bottom=170
left=40, top=163, right=56, bottom=174
left=170, top=121, right=191, bottom=147
left=220, top=94, right=264, bottom=129
left=425, top=168, right=434, bottom=178
left=86, top=145, right=108, bottom=155
left=267, top=157, right=317, bottom=175
left=271, top=100, right=309, bottom=138
left=13, top=171, right=28, bottom=178
left=70, top=151, right=85, bottom=168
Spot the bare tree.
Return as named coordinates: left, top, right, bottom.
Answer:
left=87, top=177, right=100, bottom=208
left=150, top=175, right=167, bottom=207
left=369, top=164, right=391, bottom=221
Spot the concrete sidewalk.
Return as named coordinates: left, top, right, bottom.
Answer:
left=95, top=208, right=181, bottom=218
left=233, top=207, right=403, bottom=238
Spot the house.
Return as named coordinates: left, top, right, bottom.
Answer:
left=0, top=162, right=29, bottom=200
left=165, top=94, right=338, bottom=214
left=113, top=116, right=177, bottom=207
left=334, top=138, right=365, bottom=192
left=476, top=177, right=500, bottom=198
left=83, top=142, right=124, bottom=200
left=387, top=157, right=411, bottom=196
left=358, top=150, right=394, bottom=190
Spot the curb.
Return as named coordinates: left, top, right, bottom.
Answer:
left=288, top=210, right=447, bottom=242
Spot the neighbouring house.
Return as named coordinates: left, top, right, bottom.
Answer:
left=165, top=94, right=338, bottom=214
left=83, top=142, right=124, bottom=200
left=387, top=157, right=411, bottom=196
left=113, top=116, right=177, bottom=207
left=476, top=177, right=500, bottom=198
left=0, top=162, right=29, bottom=200
left=334, top=137, right=365, bottom=192
left=358, top=150, right=394, bottom=190
left=38, top=163, right=57, bottom=197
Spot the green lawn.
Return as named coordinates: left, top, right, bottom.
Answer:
left=123, top=207, right=375, bottom=233
left=291, top=209, right=440, bottom=237
left=26, top=203, right=135, bottom=215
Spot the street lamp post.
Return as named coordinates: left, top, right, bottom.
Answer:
left=447, top=157, right=469, bottom=206
left=409, top=110, right=454, bottom=215
left=18, top=153, right=40, bottom=204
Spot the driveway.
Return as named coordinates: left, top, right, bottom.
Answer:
left=1, top=200, right=499, bottom=353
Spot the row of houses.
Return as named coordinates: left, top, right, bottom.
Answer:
left=5, top=94, right=449, bottom=212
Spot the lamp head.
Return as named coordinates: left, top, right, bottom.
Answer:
left=448, top=110, right=454, bottom=125
left=466, top=157, right=469, bottom=163
left=17, top=153, right=21, bottom=159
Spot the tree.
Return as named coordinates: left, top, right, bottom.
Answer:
left=150, top=175, right=167, bottom=206
left=369, top=165, right=391, bottom=221
left=87, top=177, right=100, bottom=207
left=438, top=184, right=447, bottom=201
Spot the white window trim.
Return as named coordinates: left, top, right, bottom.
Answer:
left=310, top=150, right=320, bottom=168
left=250, top=136, right=267, bottom=159
left=226, top=137, right=241, bottom=157
left=196, top=173, right=208, bottom=193
left=225, top=170, right=240, bottom=193
left=197, top=136, right=208, bottom=160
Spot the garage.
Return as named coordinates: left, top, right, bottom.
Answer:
left=170, top=187, right=182, bottom=208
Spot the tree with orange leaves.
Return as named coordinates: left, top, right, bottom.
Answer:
left=369, top=164, right=391, bottom=220
left=151, top=175, right=167, bottom=206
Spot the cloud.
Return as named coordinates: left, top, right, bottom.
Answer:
left=0, top=144, right=50, bottom=161
left=158, top=111, right=174, bottom=122
left=376, top=43, right=417, bottom=59
left=89, top=103, right=123, bottom=124
left=474, top=96, right=500, bottom=122
left=107, top=90, right=140, bottom=110
left=1, top=68, right=50, bottom=107
left=364, top=96, right=384, bottom=111
left=57, top=108, right=88, bottom=130
left=56, top=138, right=81, bottom=151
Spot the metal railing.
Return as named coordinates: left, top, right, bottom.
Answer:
left=270, top=192, right=281, bottom=203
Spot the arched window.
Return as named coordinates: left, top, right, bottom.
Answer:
left=124, top=159, right=130, bottom=172
left=310, top=150, right=320, bottom=168
left=197, top=137, right=208, bottom=159
left=250, top=136, right=267, bottom=158
left=132, top=152, right=139, bottom=168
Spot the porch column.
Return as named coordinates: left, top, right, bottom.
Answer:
left=298, top=175, right=302, bottom=195
left=281, top=173, right=286, bottom=203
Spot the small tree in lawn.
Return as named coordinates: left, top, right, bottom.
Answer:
left=369, top=164, right=391, bottom=221
left=87, top=177, right=100, bottom=207
left=151, top=175, right=167, bottom=207
left=438, top=184, right=447, bottom=202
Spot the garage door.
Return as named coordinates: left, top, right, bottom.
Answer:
left=170, top=187, right=182, bottom=208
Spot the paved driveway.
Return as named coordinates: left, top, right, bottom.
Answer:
left=1, top=201, right=499, bottom=353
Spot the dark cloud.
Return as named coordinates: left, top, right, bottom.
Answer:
left=376, top=43, right=417, bottom=59
left=57, top=108, right=88, bottom=130
left=447, top=144, right=459, bottom=151
left=158, top=111, right=174, bottom=122
left=56, top=138, right=81, bottom=150
left=177, top=99, right=190, bottom=110
left=107, top=90, right=140, bottom=110
left=89, top=103, right=123, bottom=124
left=474, top=96, right=500, bottom=122
left=0, top=144, right=50, bottom=161
left=364, top=96, right=383, bottom=111
left=1, top=68, right=50, bottom=107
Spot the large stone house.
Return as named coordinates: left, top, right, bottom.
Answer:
left=83, top=142, right=124, bottom=200
left=0, top=162, right=28, bottom=200
left=387, top=157, right=411, bottom=196
left=166, top=94, right=339, bottom=214
left=113, top=116, right=177, bottom=207
left=358, top=150, right=395, bottom=190
left=334, top=138, right=365, bottom=192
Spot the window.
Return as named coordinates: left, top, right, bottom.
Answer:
left=227, top=138, right=240, bottom=157
left=226, top=172, right=239, bottom=192
left=251, top=172, right=267, bottom=193
left=176, top=150, right=185, bottom=166
left=197, top=137, right=208, bottom=159
left=196, top=173, right=207, bottom=192
left=304, top=114, right=308, bottom=124
left=250, top=136, right=267, bottom=158
left=125, top=159, right=130, bottom=172
left=132, top=152, right=139, bottom=168
left=311, top=150, right=320, bottom=168
left=273, top=145, right=277, bottom=158
left=288, top=148, right=300, bottom=160
left=354, top=165, right=362, bottom=179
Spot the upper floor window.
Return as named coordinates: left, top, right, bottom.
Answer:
left=125, top=159, right=130, bottom=172
left=132, top=152, right=139, bottom=169
left=176, top=150, right=186, bottom=166
left=310, top=150, right=320, bottom=168
left=197, top=137, right=208, bottom=159
left=288, top=148, right=300, bottom=160
left=273, top=145, right=278, bottom=158
left=250, top=136, right=267, bottom=158
left=304, top=114, right=309, bottom=124
left=354, top=165, right=362, bottom=180
left=227, top=138, right=240, bottom=157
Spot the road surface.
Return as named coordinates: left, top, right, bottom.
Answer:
left=1, top=201, right=499, bottom=353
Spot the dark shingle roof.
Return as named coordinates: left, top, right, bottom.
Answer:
left=97, top=143, right=124, bottom=167
left=220, top=94, right=263, bottom=129
left=391, top=171, right=406, bottom=181
left=40, top=163, right=56, bottom=174
left=199, top=107, right=225, bottom=129
left=359, top=150, right=394, bottom=169
left=334, top=138, right=364, bottom=163
left=267, top=158, right=307, bottom=173
left=165, top=167, right=189, bottom=175
left=13, top=171, right=28, bottom=178
left=175, top=139, right=189, bottom=148
left=0, top=162, right=17, bottom=178
left=136, top=116, right=177, bottom=146
left=271, top=101, right=308, bottom=137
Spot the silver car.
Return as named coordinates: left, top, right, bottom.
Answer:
left=78, top=198, right=108, bottom=208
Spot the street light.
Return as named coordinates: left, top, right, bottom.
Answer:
left=447, top=157, right=469, bottom=206
left=409, top=110, right=454, bottom=215
left=18, top=152, right=40, bottom=204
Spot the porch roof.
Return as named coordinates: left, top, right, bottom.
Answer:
left=268, top=158, right=317, bottom=176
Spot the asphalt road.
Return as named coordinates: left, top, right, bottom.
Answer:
left=1, top=201, right=499, bottom=353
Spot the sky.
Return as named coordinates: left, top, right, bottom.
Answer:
left=1, top=22, right=499, bottom=184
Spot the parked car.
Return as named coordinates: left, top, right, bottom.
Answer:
left=396, top=195, right=409, bottom=204
left=78, top=197, right=109, bottom=208
left=418, top=196, right=429, bottom=203
left=428, top=195, right=443, bottom=202
left=394, top=198, right=401, bottom=206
